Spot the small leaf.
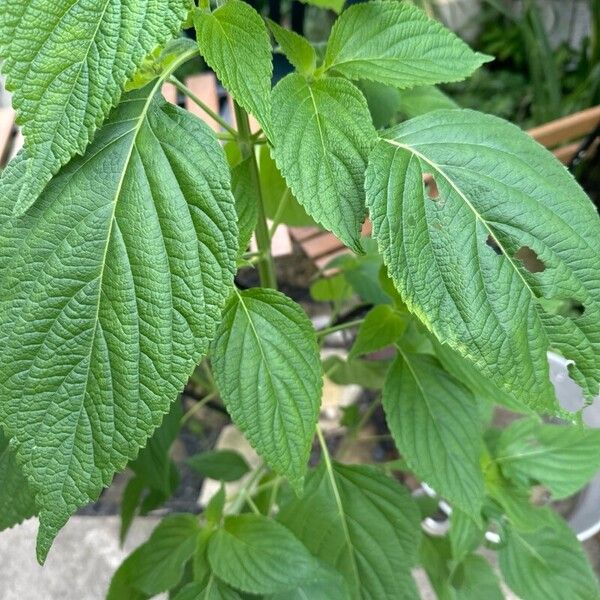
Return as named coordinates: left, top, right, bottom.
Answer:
left=207, top=514, right=320, bottom=594
left=323, top=355, right=391, bottom=389
left=310, top=274, right=353, bottom=302
left=450, top=508, right=483, bottom=562
left=195, top=0, right=273, bottom=137
left=366, top=109, right=600, bottom=412
left=323, top=1, right=490, bottom=88
left=499, top=516, right=600, bottom=600
left=0, top=85, right=238, bottom=562
left=278, top=462, right=421, bottom=599
left=204, top=486, right=226, bottom=525
left=0, top=3, right=190, bottom=214
left=349, top=305, right=406, bottom=358
left=108, top=515, right=202, bottom=599
left=496, top=419, right=600, bottom=499
left=187, top=450, right=250, bottom=482
left=119, top=476, right=145, bottom=545
left=230, top=157, right=259, bottom=254
left=271, top=73, right=377, bottom=252
left=0, top=430, right=37, bottom=531
left=173, top=580, right=242, bottom=600
left=382, top=352, right=485, bottom=515
left=211, top=288, right=322, bottom=491
left=267, top=19, right=317, bottom=76
left=397, top=86, right=459, bottom=118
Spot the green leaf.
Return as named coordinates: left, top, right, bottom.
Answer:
left=259, top=145, right=316, bottom=227
left=131, top=399, right=183, bottom=496
left=173, top=579, right=242, bottom=600
left=271, top=73, right=377, bottom=252
left=300, top=0, right=345, bottom=13
left=194, top=0, right=272, bottom=137
left=0, top=430, right=37, bottom=530
left=108, top=515, right=201, bottom=599
left=278, top=462, right=421, bottom=599
left=119, top=476, right=146, bottom=545
left=0, top=84, right=237, bottom=562
left=267, top=19, right=316, bottom=76
left=211, top=288, right=322, bottom=491
left=266, top=562, right=349, bottom=600
left=0, top=2, right=190, bottom=214
left=204, top=486, right=226, bottom=525
left=230, top=157, right=259, bottom=254
left=496, top=419, right=600, bottom=499
left=499, top=516, right=600, bottom=600
left=323, top=2, right=490, bottom=88
left=187, top=450, right=250, bottom=482
left=356, top=80, right=402, bottom=129
left=207, top=514, right=320, bottom=594
left=452, top=554, right=503, bottom=600
left=432, top=337, right=528, bottom=413
left=366, top=108, right=600, bottom=412
left=349, top=305, right=406, bottom=358
left=449, top=508, right=483, bottom=562
left=323, top=355, right=391, bottom=389
left=382, top=352, right=484, bottom=515
left=397, top=86, right=458, bottom=118
left=310, top=274, right=353, bottom=302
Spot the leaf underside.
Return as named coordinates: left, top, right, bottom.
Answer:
left=366, top=109, right=600, bottom=413
left=0, top=0, right=189, bottom=214
left=0, top=85, right=237, bottom=561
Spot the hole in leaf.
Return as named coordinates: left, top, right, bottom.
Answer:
left=423, top=173, right=439, bottom=200
left=485, top=234, right=502, bottom=255
left=514, top=246, right=546, bottom=273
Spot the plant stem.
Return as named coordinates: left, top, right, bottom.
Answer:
left=180, top=391, right=219, bottom=425
left=316, top=319, right=364, bottom=339
left=268, top=189, right=291, bottom=239
left=227, top=464, right=266, bottom=514
left=233, top=102, right=277, bottom=289
left=169, top=76, right=238, bottom=136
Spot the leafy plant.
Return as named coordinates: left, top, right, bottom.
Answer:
left=0, top=0, right=599, bottom=598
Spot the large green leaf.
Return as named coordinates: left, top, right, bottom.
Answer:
left=211, top=288, right=322, bottom=492
left=271, top=73, right=377, bottom=252
left=0, top=430, right=37, bottom=530
left=0, top=83, right=237, bottom=562
left=278, top=462, right=421, bottom=599
left=366, top=109, right=600, bottom=412
left=194, top=0, right=272, bottom=137
left=383, top=352, right=484, bottom=515
left=499, top=516, right=600, bottom=600
left=496, top=419, right=600, bottom=499
left=0, top=0, right=190, bottom=214
left=108, top=515, right=201, bottom=599
left=207, top=514, right=320, bottom=594
left=323, top=2, right=490, bottom=88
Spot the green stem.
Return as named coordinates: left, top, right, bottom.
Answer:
left=316, top=319, right=364, bottom=339
left=180, top=391, right=219, bottom=425
left=227, top=464, right=266, bottom=514
left=233, top=102, right=277, bottom=289
left=169, top=76, right=238, bottom=136
left=268, top=189, right=291, bottom=239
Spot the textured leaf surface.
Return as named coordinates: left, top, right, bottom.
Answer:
left=278, top=462, right=421, bottom=599
left=496, top=419, right=600, bottom=499
left=383, top=352, right=484, bottom=514
left=0, top=0, right=189, bottom=214
left=323, top=1, right=490, bottom=88
left=230, top=157, right=259, bottom=254
left=499, top=517, right=600, bottom=600
left=0, top=430, right=37, bottom=530
left=194, top=0, right=272, bottom=138
left=366, top=109, right=600, bottom=412
left=211, top=288, right=322, bottom=491
left=207, top=514, right=320, bottom=594
left=271, top=73, right=376, bottom=252
left=0, top=85, right=237, bottom=561
left=267, top=19, right=316, bottom=76
left=173, top=580, right=242, bottom=600
left=267, top=563, right=349, bottom=600
left=108, top=514, right=201, bottom=599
